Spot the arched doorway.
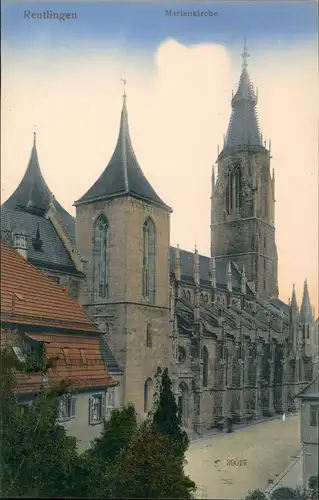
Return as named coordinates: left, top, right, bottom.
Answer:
left=178, top=382, right=189, bottom=427
left=144, top=378, right=153, bottom=414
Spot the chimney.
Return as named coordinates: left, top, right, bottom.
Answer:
left=12, top=230, right=28, bottom=259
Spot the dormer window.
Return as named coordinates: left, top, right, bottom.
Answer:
left=13, top=232, right=28, bottom=258
left=13, top=233, right=27, bottom=249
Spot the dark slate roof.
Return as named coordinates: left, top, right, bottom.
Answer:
left=3, top=135, right=75, bottom=237
left=1, top=206, right=78, bottom=274
left=270, top=298, right=290, bottom=316
left=3, top=134, right=76, bottom=245
left=169, top=246, right=246, bottom=293
left=75, top=96, right=170, bottom=211
left=100, top=335, right=123, bottom=375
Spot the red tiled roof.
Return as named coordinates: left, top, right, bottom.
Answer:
left=13, top=332, right=118, bottom=395
left=1, top=240, right=99, bottom=332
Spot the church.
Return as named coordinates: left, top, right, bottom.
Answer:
left=2, top=45, right=317, bottom=434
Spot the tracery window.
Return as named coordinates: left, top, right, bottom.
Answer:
left=235, top=167, right=241, bottom=210
left=93, top=215, right=108, bottom=300
left=142, top=218, right=155, bottom=303
left=226, top=166, right=241, bottom=214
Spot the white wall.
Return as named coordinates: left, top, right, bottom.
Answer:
left=62, top=387, right=118, bottom=453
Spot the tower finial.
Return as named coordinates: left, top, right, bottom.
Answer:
left=33, top=128, right=36, bottom=146
left=121, top=78, right=127, bottom=101
left=241, top=37, right=249, bottom=68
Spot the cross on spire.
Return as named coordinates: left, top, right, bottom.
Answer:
left=121, top=78, right=127, bottom=100
left=241, top=37, right=249, bottom=68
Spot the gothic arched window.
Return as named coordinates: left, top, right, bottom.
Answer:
left=202, top=346, right=209, bottom=388
left=93, top=215, right=108, bottom=300
left=142, top=218, right=156, bottom=303
left=235, top=167, right=241, bottom=210
left=226, top=171, right=232, bottom=214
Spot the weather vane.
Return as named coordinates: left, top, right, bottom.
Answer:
left=121, top=78, right=127, bottom=98
left=241, top=37, right=249, bottom=68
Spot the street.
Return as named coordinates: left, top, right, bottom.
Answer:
left=185, top=415, right=301, bottom=499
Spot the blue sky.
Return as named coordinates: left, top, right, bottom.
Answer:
left=2, top=1, right=317, bottom=56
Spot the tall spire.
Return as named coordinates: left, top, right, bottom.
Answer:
left=76, top=85, right=170, bottom=210
left=291, top=283, right=298, bottom=311
left=222, top=40, right=263, bottom=155
left=194, top=245, right=200, bottom=287
left=300, top=278, right=313, bottom=324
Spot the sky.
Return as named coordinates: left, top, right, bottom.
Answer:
left=1, top=1, right=318, bottom=313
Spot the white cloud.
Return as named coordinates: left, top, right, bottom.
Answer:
left=1, top=39, right=318, bottom=310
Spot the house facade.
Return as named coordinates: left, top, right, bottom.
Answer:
left=1, top=43, right=317, bottom=433
left=1, top=240, right=121, bottom=451
left=296, top=378, right=319, bottom=492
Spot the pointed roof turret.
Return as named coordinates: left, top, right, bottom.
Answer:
left=3, top=133, right=52, bottom=216
left=76, top=88, right=170, bottom=210
left=300, top=279, right=313, bottom=324
left=220, top=40, right=265, bottom=157
left=3, top=134, right=74, bottom=231
left=291, top=283, right=298, bottom=312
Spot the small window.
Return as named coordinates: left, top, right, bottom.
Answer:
left=58, top=394, right=76, bottom=422
left=310, top=405, right=318, bottom=427
left=48, top=275, right=60, bottom=284
left=12, top=346, right=26, bottom=363
left=146, top=323, right=153, bottom=348
left=263, top=279, right=266, bottom=290
left=89, top=394, right=105, bottom=425
left=264, top=259, right=266, bottom=271
left=307, top=325, right=310, bottom=339
left=105, top=387, right=116, bottom=420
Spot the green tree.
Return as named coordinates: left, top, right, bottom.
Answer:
left=244, top=489, right=267, bottom=500
left=270, top=487, right=304, bottom=499
left=76, top=404, right=138, bottom=498
left=152, top=366, right=189, bottom=459
left=112, top=421, right=196, bottom=499
left=309, top=475, right=319, bottom=496
left=0, top=348, right=79, bottom=498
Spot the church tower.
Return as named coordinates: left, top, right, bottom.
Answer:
left=74, top=88, right=172, bottom=416
left=211, top=42, right=278, bottom=299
